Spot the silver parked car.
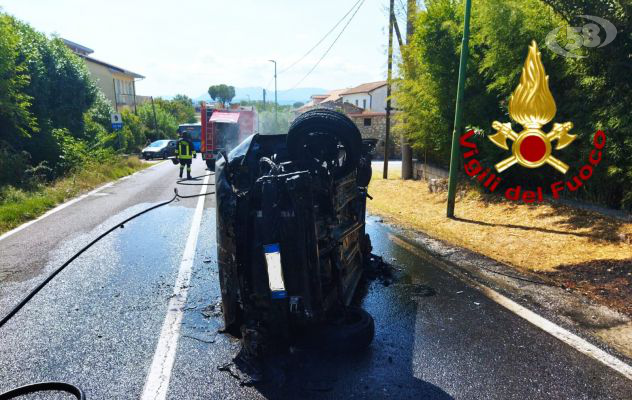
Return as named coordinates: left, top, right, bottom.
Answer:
left=141, top=140, right=176, bottom=160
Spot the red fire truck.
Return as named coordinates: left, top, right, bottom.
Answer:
left=200, top=103, right=257, bottom=170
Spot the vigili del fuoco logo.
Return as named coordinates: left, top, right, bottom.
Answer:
left=460, top=41, right=606, bottom=203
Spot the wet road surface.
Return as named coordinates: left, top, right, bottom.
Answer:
left=0, top=160, right=630, bottom=399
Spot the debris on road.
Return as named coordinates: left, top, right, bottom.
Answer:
left=201, top=302, right=222, bottom=319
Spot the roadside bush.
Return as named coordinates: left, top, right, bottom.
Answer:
left=0, top=142, right=31, bottom=185
left=121, top=110, right=148, bottom=152
left=138, top=103, right=178, bottom=141
left=395, top=0, right=632, bottom=210
left=53, top=128, right=89, bottom=175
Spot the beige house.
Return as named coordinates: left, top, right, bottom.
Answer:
left=63, top=39, right=148, bottom=112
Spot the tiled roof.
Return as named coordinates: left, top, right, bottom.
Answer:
left=297, top=88, right=348, bottom=111
left=320, top=88, right=347, bottom=103
left=341, top=81, right=387, bottom=95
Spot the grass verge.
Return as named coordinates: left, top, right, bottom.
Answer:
left=368, top=169, right=632, bottom=315
left=0, top=156, right=152, bottom=235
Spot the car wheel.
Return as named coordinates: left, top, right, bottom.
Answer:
left=206, top=159, right=215, bottom=171
left=287, top=109, right=362, bottom=178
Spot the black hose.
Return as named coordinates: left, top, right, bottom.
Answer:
left=0, top=382, right=85, bottom=400
left=0, top=192, right=178, bottom=329
left=176, top=172, right=216, bottom=187
left=0, top=175, right=215, bottom=398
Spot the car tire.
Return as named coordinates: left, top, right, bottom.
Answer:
left=206, top=159, right=215, bottom=171
left=287, top=109, right=362, bottom=178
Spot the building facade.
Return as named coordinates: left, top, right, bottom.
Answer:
left=296, top=81, right=400, bottom=159
left=63, top=39, right=146, bottom=112
left=340, top=81, right=388, bottom=113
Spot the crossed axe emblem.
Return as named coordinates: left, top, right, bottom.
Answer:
left=489, top=121, right=576, bottom=173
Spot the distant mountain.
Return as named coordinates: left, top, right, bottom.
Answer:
left=194, top=87, right=328, bottom=105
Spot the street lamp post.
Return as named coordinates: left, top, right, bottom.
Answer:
left=269, top=59, right=278, bottom=127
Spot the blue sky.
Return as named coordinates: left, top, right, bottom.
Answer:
left=1, top=0, right=406, bottom=97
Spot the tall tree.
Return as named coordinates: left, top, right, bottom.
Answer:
left=395, top=0, right=632, bottom=209
left=154, top=95, right=196, bottom=124
left=208, top=84, right=235, bottom=107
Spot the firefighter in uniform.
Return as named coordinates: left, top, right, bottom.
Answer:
left=175, top=131, right=195, bottom=180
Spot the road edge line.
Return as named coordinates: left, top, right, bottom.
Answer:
left=0, top=161, right=165, bottom=243
left=389, top=234, right=632, bottom=382
left=140, top=174, right=209, bottom=400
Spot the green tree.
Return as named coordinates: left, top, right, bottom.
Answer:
left=538, top=0, right=632, bottom=208
left=0, top=14, right=36, bottom=143
left=395, top=0, right=632, bottom=209
left=154, top=94, right=196, bottom=124
left=0, top=14, right=36, bottom=184
left=138, top=102, right=178, bottom=141
left=109, top=110, right=147, bottom=153
left=0, top=13, right=102, bottom=181
left=208, top=84, right=235, bottom=107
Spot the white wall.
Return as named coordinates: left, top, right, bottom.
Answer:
left=341, top=85, right=390, bottom=113
left=341, top=93, right=371, bottom=110
left=369, top=85, right=388, bottom=113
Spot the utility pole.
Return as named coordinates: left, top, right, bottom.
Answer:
left=383, top=0, right=395, bottom=179
left=400, top=0, right=415, bottom=180
left=269, top=60, right=278, bottom=127
left=263, top=88, right=267, bottom=108
left=150, top=96, right=158, bottom=139
left=112, top=78, right=118, bottom=112
left=446, top=0, right=473, bottom=218
left=132, top=79, right=138, bottom=115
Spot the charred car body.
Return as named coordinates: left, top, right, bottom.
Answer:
left=216, top=110, right=376, bottom=353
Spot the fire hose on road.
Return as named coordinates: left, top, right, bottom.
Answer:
left=0, top=173, right=215, bottom=400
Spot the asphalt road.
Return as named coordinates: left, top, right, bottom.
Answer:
left=0, top=159, right=630, bottom=399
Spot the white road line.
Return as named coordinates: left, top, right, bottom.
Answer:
left=391, top=235, right=632, bottom=382
left=0, top=161, right=165, bottom=243
left=141, top=174, right=210, bottom=400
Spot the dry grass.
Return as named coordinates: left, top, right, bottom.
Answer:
left=0, top=156, right=151, bottom=235
left=367, top=170, right=632, bottom=272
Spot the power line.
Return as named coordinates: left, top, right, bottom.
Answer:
left=279, top=0, right=363, bottom=75
left=397, top=0, right=406, bottom=13
left=291, top=0, right=365, bottom=89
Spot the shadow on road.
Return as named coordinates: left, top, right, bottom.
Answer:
left=251, top=345, right=453, bottom=400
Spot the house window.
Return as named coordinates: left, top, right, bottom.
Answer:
left=355, top=99, right=358, bottom=106
left=115, top=79, right=123, bottom=104
left=363, top=99, right=366, bottom=109
left=363, top=118, right=372, bottom=127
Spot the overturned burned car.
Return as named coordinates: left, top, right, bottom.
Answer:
left=215, top=109, right=376, bottom=354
